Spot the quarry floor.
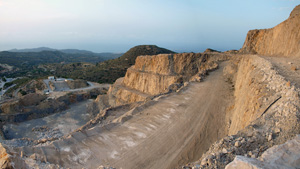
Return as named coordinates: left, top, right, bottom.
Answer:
left=14, top=62, right=233, bottom=169
left=3, top=99, right=93, bottom=140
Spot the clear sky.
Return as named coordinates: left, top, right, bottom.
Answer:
left=0, top=0, right=299, bottom=53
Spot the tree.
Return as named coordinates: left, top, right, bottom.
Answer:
left=2, top=77, right=6, bottom=82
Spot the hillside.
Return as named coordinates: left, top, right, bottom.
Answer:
left=0, top=50, right=107, bottom=78
left=0, top=49, right=124, bottom=78
left=0, top=51, right=105, bottom=67
left=53, top=45, right=175, bottom=83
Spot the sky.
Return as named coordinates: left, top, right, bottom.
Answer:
left=0, top=0, right=299, bottom=53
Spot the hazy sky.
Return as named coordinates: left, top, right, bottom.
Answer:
left=0, top=0, right=299, bottom=53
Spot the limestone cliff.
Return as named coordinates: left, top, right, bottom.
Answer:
left=107, top=53, right=229, bottom=106
left=240, top=5, right=300, bottom=57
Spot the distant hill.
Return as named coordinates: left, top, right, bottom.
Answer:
left=6, top=47, right=122, bottom=59
left=0, top=50, right=106, bottom=77
left=8, top=47, right=56, bottom=53
left=54, top=45, right=175, bottom=83
left=113, top=45, right=175, bottom=66
left=0, top=50, right=105, bottom=67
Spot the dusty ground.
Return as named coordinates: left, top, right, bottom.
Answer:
left=13, top=62, right=233, bottom=169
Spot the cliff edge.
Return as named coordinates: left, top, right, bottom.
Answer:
left=240, top=5, right=300, bottom=57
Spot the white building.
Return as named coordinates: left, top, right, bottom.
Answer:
left=48, top=76, right=55, bottom=80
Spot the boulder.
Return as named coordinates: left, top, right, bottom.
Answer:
left=226, top=135, right=300, bottom=169
left=225, top=156, right=272, bottom=169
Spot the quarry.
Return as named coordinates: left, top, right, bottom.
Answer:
left=0, top=4, right=299, bottom=169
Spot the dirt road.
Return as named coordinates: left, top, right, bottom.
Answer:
left=16, top=62, right=232, bottom=169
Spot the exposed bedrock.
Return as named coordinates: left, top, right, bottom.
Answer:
left=107, top=52, right=230, bottom=107
left=240, top=5, right=300, bottom=57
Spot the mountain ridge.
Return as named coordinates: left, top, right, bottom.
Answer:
left=5, top=47, right=122, bottom=58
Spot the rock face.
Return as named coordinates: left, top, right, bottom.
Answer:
left=290, top=5, right=300, bottom=18
left=107, top=53, right=228, bottom=106
left=240, top=5, right=300, bottom=57
left=227, top=56, right=271, bottom=135
left=123, top=53, right=200, bottom=95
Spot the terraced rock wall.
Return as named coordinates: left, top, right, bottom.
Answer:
left=108, top=53, right=229, bottom=107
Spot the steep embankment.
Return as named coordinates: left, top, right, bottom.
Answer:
left=240, top=5, right=300, bottom=57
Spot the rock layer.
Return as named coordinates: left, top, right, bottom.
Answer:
left=240, top=5, right=300, bottom=57
left=108, top=53, right=229, bottom=106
